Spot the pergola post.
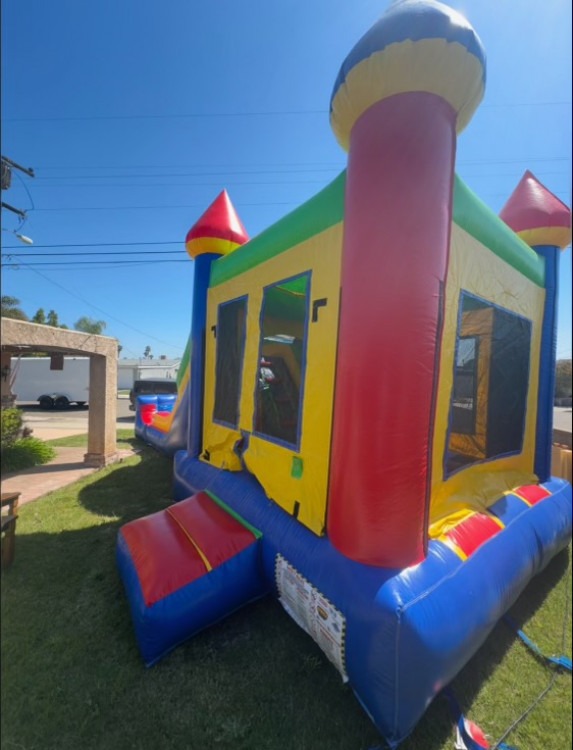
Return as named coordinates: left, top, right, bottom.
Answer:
left=85, top=353, right=118, bottom=467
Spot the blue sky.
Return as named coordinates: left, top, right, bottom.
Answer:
left=1, top=0, right=571, bottom=360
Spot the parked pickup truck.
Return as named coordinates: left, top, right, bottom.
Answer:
left=129, top=378, right=178, bottom=411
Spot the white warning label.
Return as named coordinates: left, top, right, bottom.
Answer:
left=275, top=554, right=348, bottom=682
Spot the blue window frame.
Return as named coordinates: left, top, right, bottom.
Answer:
left=253, top=272, right=311, bottom=449
left=213, top=296, right=248, bottom=428
left=451, top=335, right=479, bottom=435
left=445, top=291, right=532, bottom=476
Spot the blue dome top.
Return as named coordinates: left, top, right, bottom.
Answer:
left=330, top=0, right=486, bottom=149
left=332, top=1, right=486, bottom=103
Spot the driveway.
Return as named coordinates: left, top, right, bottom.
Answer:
left=18, top=397, right=134, bottom=441
left=16, top=401, right=571, bottom=442
left=553, top=407, right=572, bottom=433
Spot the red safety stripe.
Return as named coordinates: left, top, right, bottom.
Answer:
left=513, top=484, right=551, bottom=506
left=167, top=492, right=255, bottom=570
left=445, top=513, right=502, bottom=558
left=121, top=511, right=208, bottom=607
left=140, top=404, right=157, bottom=425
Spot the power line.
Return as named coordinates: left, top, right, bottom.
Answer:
left=3, top=259, right=190, bottom=266
left=17, top=185, right=571, bottom=213
left=33, top=172, right=572, bottom=186
left=13, top=169, right=36, bottom=211
left=479, top=101, right=571, bottom=108
left=33, top=161, right=344, bottom=170
left=2, top=109, right=326, bottom=123
left=26, top=180, right=332, bottom=189
left=2, top=101, right=570, bottom=123
left=12, top=261, right=185, bottom=350
left=32, top=167, right=341, bottom=179
left=17, top=165, right=572, bottom=191
left=28, top=160, right=573, bottom=180
left=3, top=241, right=182, bottom=248
left=2, top=250, right=186, bottom=256
left=28, top=155, right=571, bottom=171
left=20, top=179, right=573, bottom=193
left=30, top=201, right=297, bottom=212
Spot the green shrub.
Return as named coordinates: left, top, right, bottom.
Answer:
left=1, top=408, right=23, bottom=448
left=555, top=359, right=572, bottom=398
left=1, top=437, right=56, bottom=474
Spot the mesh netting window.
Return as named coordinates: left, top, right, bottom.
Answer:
left=213, top=297, right=247, bottom=427
left=445, top=292, right=532, bottom=476
left=254, top=273, right=310, bottom=447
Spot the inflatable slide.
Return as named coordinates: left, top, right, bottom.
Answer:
left=133, top=338, right=190, bottom=455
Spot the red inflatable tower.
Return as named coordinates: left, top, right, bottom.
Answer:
left=327, top=1, right=486, bottom=567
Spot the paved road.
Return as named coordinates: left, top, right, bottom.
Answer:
left=18, top=400, right=571, bottom=441
left=19, top=397, right=134, bottom=440
left=553, top=407, right=572, bottom=433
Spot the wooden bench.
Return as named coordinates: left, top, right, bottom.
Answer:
left=1, top=491, right=20, bottom=569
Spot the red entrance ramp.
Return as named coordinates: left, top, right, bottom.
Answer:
left=117, top=492, right=267, bottom=665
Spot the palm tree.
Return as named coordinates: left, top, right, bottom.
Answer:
left=1, top=295, right=28, bottom=320
left=74, top=317, right=107, bottom=335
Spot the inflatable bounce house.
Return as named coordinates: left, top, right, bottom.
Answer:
left=118, top=1, right=572, bottom=745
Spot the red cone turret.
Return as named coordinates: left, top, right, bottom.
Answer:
left=500, top=171, right=571, bottom=249
left=186, top=190, right=249, bottom=259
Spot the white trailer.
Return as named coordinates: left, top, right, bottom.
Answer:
left=11, top=356, right=90, bottom=409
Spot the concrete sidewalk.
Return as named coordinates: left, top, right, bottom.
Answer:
left=1, top=445, right=139, bottom=507
left=0, top=399, right=139, bottom=506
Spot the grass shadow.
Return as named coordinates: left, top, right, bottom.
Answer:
left=76, top=445, right=174, bottom=523
left=1, top=453, right=570, bottom=750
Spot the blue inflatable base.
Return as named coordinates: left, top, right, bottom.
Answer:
left=171, top=453, right=572, bottom=746
left=117, top=529, right=269, bottom=667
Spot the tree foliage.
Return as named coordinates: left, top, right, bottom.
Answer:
left=47, top=309, right=61, bottom=327
left=555, top=359, right=572, bottom=398
left=1, top=296, right=28, bottom=321
left=1, top=299, right=71, bottom=327
left=0, top=408, right=24, bottom=448
left=74, top=316, right=107, bottom=335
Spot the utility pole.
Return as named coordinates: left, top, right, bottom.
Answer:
left=1, top=155, right=35, bottom=243
left=1, top=201, right=26, bottom=219
left=1, top=155, right=35, bottom=213
left=1, top=155, right=35, bottom=181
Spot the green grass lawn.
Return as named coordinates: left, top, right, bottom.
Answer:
left=1, top=447, right=571, bottom=750
left=1, top=431, right=138, bottom=476
left=46, top=428, right=137, bottom=450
